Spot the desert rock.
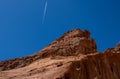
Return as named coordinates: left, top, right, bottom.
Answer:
left=0, top=28, right=120, bottom=79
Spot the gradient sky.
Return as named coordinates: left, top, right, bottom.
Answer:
left=0, top=0, right=120, bottom=61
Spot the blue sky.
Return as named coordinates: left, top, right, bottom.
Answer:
left=0, top=0, right=120, bottom=61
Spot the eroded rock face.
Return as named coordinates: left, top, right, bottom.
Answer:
left=0, top=28, right=97, bottom=71
left=105, top=42, right=120, bottom=54
left=114, top=42, right=120, bottom=52
left=0, top=28, right=120, bottom=79
left=37, top=28, right=97, bottom=57
left=66, top=53, right=120, bottom=79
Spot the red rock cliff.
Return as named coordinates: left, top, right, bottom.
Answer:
left=0, top=28, right=120, bottom=79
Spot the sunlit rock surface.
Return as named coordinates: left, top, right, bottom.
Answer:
left=0, top=28, right=120, bottom=79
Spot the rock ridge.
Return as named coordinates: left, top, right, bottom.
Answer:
left=0, top=28, right=120, bottom=79
left=0, top=28, right=97, bottom=71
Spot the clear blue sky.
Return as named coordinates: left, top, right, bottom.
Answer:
left=0, top=0, right=120, bottom=61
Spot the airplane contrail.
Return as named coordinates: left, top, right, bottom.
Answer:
left=42, top=1, right=48, bottom=24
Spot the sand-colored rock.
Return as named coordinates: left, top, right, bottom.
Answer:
left=0, top=28, right=97, bottom=71
left=0, top=28, right=120, bottom=79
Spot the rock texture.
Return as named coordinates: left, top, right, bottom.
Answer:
left=0, top=28, right=97, bottom=71
left=37, top=28, right=97, bottom=56
left=0, top=28, right=120, bottom=79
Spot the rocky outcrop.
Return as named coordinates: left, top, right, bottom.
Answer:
left=66, top=53, right=120, bottom=79
left=0, top=55, right=41, bottom=71
left=0, top=28, right=97, bottom=71
left=0, top=28, right=120, bottom=79
left=105, top=42, right=120, bottom=54
left=37, top=28, right=97, bottom=57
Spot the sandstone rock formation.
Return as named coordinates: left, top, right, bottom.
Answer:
left=0, top=28, right=120, bottom=79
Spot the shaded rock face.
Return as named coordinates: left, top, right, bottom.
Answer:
left=66, top=53, right=120, bottom=79
left=0, top=28, right=120, bottom=79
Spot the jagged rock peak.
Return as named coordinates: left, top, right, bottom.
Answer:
left=0, top=28, right=97, bottom=71
left=39, top=28, right=97, bottom=57
left=115, top=42, right=120, bottom=50
left=104, top=42, right=120, bottom=53
left=113, top=42, right=120, bottom=53
left=56, top=28, right=90, bottom=41
left=1, top=29, right=120, bottom=79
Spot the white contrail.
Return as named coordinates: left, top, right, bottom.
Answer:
left=42, top=1, right=48, bottom=24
